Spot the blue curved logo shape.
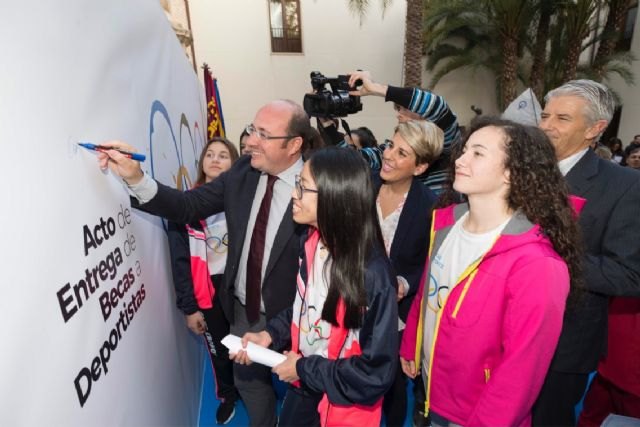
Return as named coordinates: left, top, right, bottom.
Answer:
left=179, top=113, right=197, bottom=190
left=149, top=100, right=182, bottom=180
left=147, top=99, right=206, bottom=233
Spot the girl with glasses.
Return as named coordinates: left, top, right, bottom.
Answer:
left=234, top=147, right=398, bottom=427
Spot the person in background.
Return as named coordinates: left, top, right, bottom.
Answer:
left=349, top=126, right=378, bottom=149
left=234, top=148, right=398, bottom=427
left=533, top=79, right=640, bottom=426
left=400, top=117, right=582, bottom=426
left=374, top=120, right=443, bottom=427
left=239, top=128, right=250, bottom=155
left=607, top=137, right=624, bottom=164
left=623, top=144, right=640, bottom=169
left=167, top=137, right=240, bottom=424
left=594, top=144, right=613, bottom=161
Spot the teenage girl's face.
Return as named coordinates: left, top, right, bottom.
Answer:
left=453, top=126, right=510, bottom=200
left=291, top=162, right=318, bottom=229
left=381, top=133, right=428, bottom=184
left=202, top=142, right=233, bottom=182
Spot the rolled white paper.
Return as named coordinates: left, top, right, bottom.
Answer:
left=221, top=334, right=287, bottom=368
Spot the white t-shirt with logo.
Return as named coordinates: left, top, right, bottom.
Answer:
left=422, top=212, right=510, bottom=376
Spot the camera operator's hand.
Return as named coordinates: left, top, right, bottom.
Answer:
left=348, top=70, right=388, bottom=97
left=317, top=116, right=338, bottom=128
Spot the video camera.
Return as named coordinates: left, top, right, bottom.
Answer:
left=303, top=71, right=363, bottom=118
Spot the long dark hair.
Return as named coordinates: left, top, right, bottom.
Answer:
left=195, top=137, right=239, bottom=185
left=308, top=147, right=384, bottom=329
left=439, top=117, right=583, bottom=296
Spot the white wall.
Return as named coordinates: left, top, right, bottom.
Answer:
left=189, top=0, right=406, bottom=142
left=609, top=8, right=640, bottom=146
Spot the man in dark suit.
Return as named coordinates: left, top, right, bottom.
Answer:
left=99, top=100, right=314, bottom=427
left=532, top=80, right=640, bottom=426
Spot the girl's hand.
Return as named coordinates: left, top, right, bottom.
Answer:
left=272, top=351, right=302, bottom=383
left=400, top=357, right=417, bottom=378
left=185, top=312, right=206, bottom=335
left=229, top=331, right=272, bottom=365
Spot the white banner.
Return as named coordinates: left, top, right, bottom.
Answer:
left=0, top=1, right=207, bottom=425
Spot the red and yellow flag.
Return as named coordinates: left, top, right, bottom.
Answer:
left=203, top=63, right=226, bottom=139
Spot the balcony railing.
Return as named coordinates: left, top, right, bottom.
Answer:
left=270, top=27, right=302, bottom=53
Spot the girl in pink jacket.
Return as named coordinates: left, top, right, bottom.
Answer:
left=400, top=117, right=583, bottom=426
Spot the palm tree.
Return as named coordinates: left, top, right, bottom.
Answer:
left=529, top=0, right=557, bottom=100
left=351, top=0, right=636, bottom=109
left=559, top=0, right=598, bottom=82
left=423, top=0, right=532, bottom=109
left=423, top=0, right=500, bottom=96
left=491, top=0, right=535, bottom=107
left=348, top=0, right=424, bottom=87
left=592, top=0, right=633, bottom=80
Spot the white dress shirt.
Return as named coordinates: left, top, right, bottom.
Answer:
left=235, top=158, right=303, bottom=309
left=557, top=148, right=589, bottom=176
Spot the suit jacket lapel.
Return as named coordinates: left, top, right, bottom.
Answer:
left=389, top=178, right=420, bottom=259
left=264, top=199, right=295, bottom=279
left=565, top=149, right=600, bottom=197
left=232, top=168, right=261, bottom=258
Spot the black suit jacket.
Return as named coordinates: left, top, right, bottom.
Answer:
left=373, top=174, right=437, bottom=322
left=132, top=155, right=306, bottom=323
left=551, top=149, right=640, bottom=373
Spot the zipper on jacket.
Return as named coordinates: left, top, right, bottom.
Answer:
left=450, top=234, right=500, bottom=319
left=484, top=368, right=491, bottom=383
left=451, top=269, right=479, bottom=319
left=424, top=295, right=449, bottom=417
left=422, top=236, right=499, bottom=416
left=414, top=211, right=438, bottom=367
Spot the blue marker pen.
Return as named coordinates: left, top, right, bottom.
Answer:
left=78, top=142, right=146, bottom=162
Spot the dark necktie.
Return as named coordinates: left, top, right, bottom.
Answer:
left=245, top=174, right=278, bottom=324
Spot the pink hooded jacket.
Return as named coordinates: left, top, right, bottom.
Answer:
left=400, top=204, right=570, bottom=426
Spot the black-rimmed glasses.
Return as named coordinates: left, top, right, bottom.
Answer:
left=294, top=175, right=318, bottom=199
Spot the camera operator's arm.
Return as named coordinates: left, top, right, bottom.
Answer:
left=349, top=71, right=461, bottom=152
left=335, top=138, right=387, bottom=171
left=386, top=85, right=460, bottom=150
left=354, top=144, right=386, bottom=170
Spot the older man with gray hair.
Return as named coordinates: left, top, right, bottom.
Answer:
left=532, top=80, right=640, bottom=426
